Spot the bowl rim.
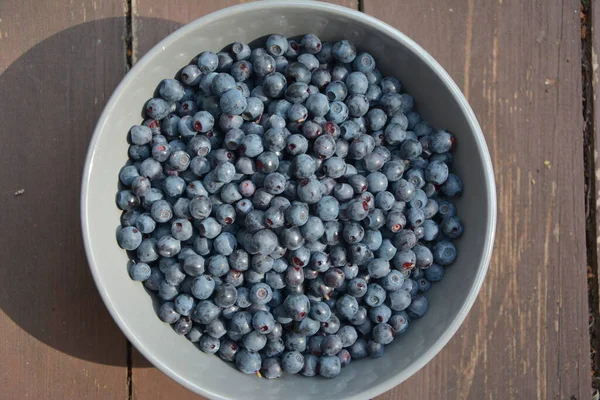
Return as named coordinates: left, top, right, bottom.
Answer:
left=81, top=1, right=497, bottom=399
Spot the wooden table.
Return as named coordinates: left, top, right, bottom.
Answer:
left=0, top=0, right=594, bottom=398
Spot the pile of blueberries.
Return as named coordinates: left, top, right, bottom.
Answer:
left=116, top=33, right=463, bottom=379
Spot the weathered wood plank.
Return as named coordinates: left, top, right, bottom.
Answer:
left=589, top=0, right=600, bottom=390
left=130, top=2, right=358, bottom=398
left=364, top=0, right=591, bottom=399
left=0, top=1, right=129, bottom=399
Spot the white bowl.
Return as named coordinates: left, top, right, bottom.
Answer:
left=81, top=2, right=496, bottom=399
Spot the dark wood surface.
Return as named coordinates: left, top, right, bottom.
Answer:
left=0, top=0, right=592, bottom=399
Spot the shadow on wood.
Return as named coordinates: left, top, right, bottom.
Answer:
left=0, top=17, right=181, bottom=367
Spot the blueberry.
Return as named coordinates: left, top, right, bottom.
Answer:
left=128, top=126, right=152, bottom=147
left=218, top=89, right=247, bottom=116
left=129, top=262, right=151, bottom=281
left=407, top=294, right=428, bottom=319
left=331, top=64, right=350, bottom=82
left=440, top=173, right=463, bottom=197
left=318, top=355, right=341, bottom=378
left=164, top=263, right=185, bottom=286
left=283, top=294, right=310, bottom=321
left=394, top=179, right=415, bottom=202
left=373, top=192, right=394, bottom=212
left=349, top=338, right=368, bottom=360
left=387, top=287, right=412, bottom=311
left=249, top=310, right=274, bottom=335
left=319, top=334, right=342, bottom=357
left=173, top=316, right=193, bottom=335
left=239, top=329, right=266, bottom=352
left=281, top=330, right=306, bottom=352
left=380, top=269, right=405, bottom=292
left=180, top=64, right=202, bottom=85
left=116, top=190, right=141, bottom=211
left=308, top=66, right=331, bottom=89
left=196, top=51, right=218, bottom=73
left=287, top=103, right=308, bottom=124
left=370, top=323, right=394, bottom=346
left=265, top=34, right=288, bottom=57
left=421, top=219, right=439, bottom=241
left=325, top=81, right=348, bottom=102
left=158, top=280, right=179, bottom=300
left=144, top=267, right=163, bottom=291
left=380, top=76, right=402, bottom=93
left=365, top=340, right=384, bottom=358
left=345, top=94, right=369, bottom=117
left=249, top=282, right=273, bottom=305
left=214, top=338, right=239, bottom=362
left=155, top=79, right=183, bottom=103
left=416, top=277, right=431, bottom=292
left=281, top=351, right=304, bottom=374
left=379, top=92, right=403, bottom=116
left=214, top=51, right=234, bottom=72
left=119, top=166, right=140, bottom=188
left=259, top=357, right=282, bottom=380
left=300, top=93, right=330, bottom=119
left=297, top=53, right=319, bottom=71
left=346, top=72, right=369, bottom=95
left=195, top=334, right=220, bottom=355
left=365, top=258, right=390, bottom=279
left=326, top=101, right=349, bottom=124
left=429, top=130, right=455, bottom=153
left=117, top=226, right=142, bottom=250
left=263, top=337, right=285, bottom=358
left=264, top=207, right=285, bottom=228
left=406, top=208, right=424, bottom=229
left=145, top=98, right=171, bottom=120
left=234, top=349, right=261, bottom=375
left=398, top=139, right=422, bottom=160
left=181, top=254, right=205, bottom=277
left=185, top=326, right=203, bottom=343
left=336, top=294, right=359, bottom=319
left=412, top=244, right=433, bottom=269
left=226, top=58, right=252, bottom=81
left=158, top=302, right=180, bottom=324
left=172, top=294, right=194, bottom=317
left=232, top=135, right=262, bottom=160
left=432, top=240, right=457, bottom=266
left=392, top=248, right=416, bottom=272
left=261, top=73, right=287, bottom=99
left=229, top=41, right=250, bottom=61
left=342, top=262, right=359, bottom=279
left=179, top=100, right=199, bottom=118
left=425, top=263, right=445, bottom=282
left=332, top=40, right=356, bottom=63
left=191, top=300, right=221, bottom=325
left=364, top=283, right=386, bottom=308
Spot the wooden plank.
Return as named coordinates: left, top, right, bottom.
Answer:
left=589, top=0, right=600, bottom=390
left=130, top=2, right=359, bottom=398
left=0, top=1, right=129, bottom=399
left=364, top=0, right=591, bottom=399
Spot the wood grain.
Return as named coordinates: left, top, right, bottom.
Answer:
left=130, top=3, right=359, bottom=399
left=365, top=0, right=591, bottom=399
left=0, top=1, right=129, bottom=399
left=589, top=0, right=600, bottom=388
